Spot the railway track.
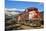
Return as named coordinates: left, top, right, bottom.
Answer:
left=5, top=21, right=43, bottom=30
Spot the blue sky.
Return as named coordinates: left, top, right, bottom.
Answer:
left=5, top=0, right=44, bottom=11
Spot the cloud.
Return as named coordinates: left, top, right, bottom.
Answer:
left=5, top=8, right=25, bottom=11
left=5, top=8, right=17, bottom=10
left=38, top=9, right=43, bottom=12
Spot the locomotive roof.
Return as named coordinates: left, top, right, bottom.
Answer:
left=26, top=7, right=38, bottom=11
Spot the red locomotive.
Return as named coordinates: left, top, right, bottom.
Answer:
left=16, top=7, right=42, bottom=27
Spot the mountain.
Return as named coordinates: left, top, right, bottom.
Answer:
left=5, top=10, right=24, bottom=16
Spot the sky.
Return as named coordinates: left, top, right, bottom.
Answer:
left=5, top=0, right=44, bottom=11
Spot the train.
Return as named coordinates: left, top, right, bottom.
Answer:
left=16, top=7, right=43, bottom=27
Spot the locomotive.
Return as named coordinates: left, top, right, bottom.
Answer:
left=16, top=7, right=43, bottom=27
